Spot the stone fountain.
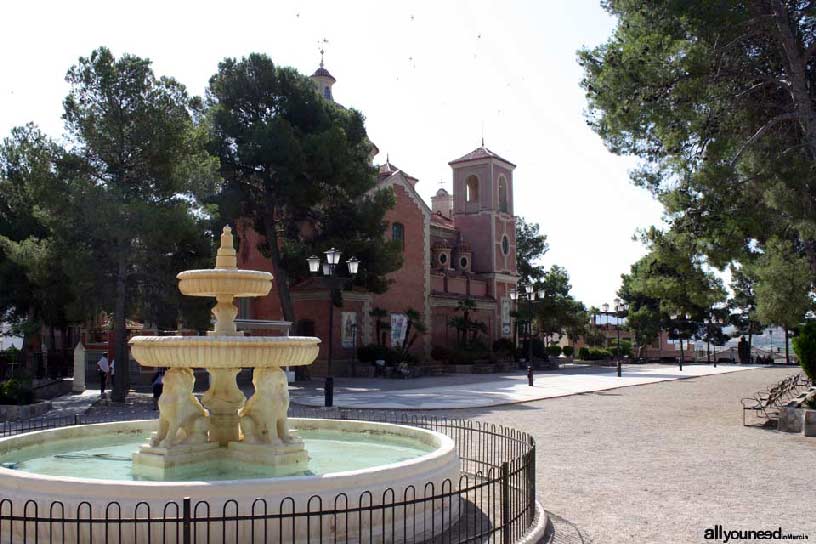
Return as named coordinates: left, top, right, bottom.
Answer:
left=0, top=225, right=462, bottom=543
left=129, top=226, right=320, bottom=477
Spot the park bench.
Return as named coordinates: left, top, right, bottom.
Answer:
left=741, top=374, right=809, bottom=425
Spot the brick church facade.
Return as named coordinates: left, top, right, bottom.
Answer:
left=237, top=63, right=519, bottom=374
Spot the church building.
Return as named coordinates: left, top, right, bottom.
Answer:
left=238, top=61, right=519, bottom=374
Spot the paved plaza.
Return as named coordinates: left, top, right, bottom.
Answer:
left=291, top=363, right=762, bottom=409
left=73, top=365, right=812, bottom=543
left=452, top=366, right=814, bottom=543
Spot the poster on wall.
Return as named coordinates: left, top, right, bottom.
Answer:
left=501, top=298, right=512, bottom=336
left=390, top=313, right=409, bottom=348
left=341, top=312, right=357, bottom=349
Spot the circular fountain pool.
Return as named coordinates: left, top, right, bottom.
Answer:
left=0, top=418, right=461, bottom=543
left=0, top=422, right=435, bottom=481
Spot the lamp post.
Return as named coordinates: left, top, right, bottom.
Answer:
left=614, top=298, right=628, bottom=378
left=307, top=249, right=360, bottom=407
left=706, top=312, right=713, bottom=366
left=671, top=313, right=690, bottom=371
left=510, top=285, right=538, bottom=385
left=601, top=302, right=610, bottom=364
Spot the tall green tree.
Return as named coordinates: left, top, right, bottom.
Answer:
left=0, top=125, right=74, bottom=341
left=621, top=229, right=726, bottom=360
left=728, top=264, right=765, bottom=353
left=207, top=54, right=401, bottom=323
left=61, top=47, right=218, bottom=401
left=753, top=238, right=813, bottom=363
left=533, top=265, right=585, bottom=344
left=579, top=0, right=816, bottom=274
left=515, top=217, right=549, bottom=287
left=619, top=260, right=663, bottom=359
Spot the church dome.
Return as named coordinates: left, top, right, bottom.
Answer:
left=311, top=66, right=336, bottom=83
left=436, top=188, right=449, bottom=197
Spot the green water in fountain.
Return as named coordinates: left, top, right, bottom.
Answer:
left=0, top=429, right=435, bottom=482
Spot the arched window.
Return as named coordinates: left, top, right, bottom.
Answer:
left=465, top=175, right=479, bottom=203
left=323, top=86, right=331, bottom=99
left=501, top=235, right=510, bottom=256
left=392, top=222, right=405, bottom=250
left=498, top=176, right=508, bottom=213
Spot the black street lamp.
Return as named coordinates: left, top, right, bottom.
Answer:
left=510, top=285, right=539, bottom=385
left=307, top=249, right=360, bottom=407
left=614, top=298, right=628, bottom=378
left=671, top=312, right=690, bottom=371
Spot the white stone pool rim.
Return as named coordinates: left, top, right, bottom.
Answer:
left=0, top=418, right=460, bottom=502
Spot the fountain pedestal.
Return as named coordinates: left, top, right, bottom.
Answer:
left=129, top=227, right=319, bottom=478
left=201, top=367, right=244, bottom=446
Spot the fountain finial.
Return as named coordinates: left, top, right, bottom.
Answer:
left=216, top=226, right=237, bottom=269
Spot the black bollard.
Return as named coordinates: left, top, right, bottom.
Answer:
left=617, top=359, right=622, bottom=377
left=527, top=365, right=534, bottom=386
left=324, top=376, right=334, bottom=408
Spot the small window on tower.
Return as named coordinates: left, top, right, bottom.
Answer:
left=501, top=235, right=510, bottom=256
left=323, top=86, right=331, bottom=99
left=392, top=222, right=405, bottom=250
left=465, top=175, right=479, bottom=203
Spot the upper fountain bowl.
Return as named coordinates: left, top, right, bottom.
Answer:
left=177, top=269, right=273, bottom=298
left=129, top=335, right=320, bottom=368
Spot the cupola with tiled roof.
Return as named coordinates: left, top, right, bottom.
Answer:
left=310, top=48, right=336, bottom=101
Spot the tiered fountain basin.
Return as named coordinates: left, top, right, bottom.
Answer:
left=0, top=419, right=460, bottom=543
left=129, top=335, right=320, bottom=368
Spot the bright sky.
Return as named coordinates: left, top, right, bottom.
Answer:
left=0, top=0, right=664, bottom=308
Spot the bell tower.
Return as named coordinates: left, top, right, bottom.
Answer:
left=448, top=144, right=516, bottom=275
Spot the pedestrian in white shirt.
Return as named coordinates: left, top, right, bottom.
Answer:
left=96, top=355, right=110, bottom=394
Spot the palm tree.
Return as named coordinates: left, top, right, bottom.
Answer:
left=369, top=307, right=389, bottom=346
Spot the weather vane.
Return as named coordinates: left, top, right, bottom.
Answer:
left=318, top=38, right=329, bottom=67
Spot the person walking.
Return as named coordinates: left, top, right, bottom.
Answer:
left=96, top=354, right=110, bottom=395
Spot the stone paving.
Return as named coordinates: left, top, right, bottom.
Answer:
left=451, top=366, right=814, bottom=544
left=290, top=363, right=761, bottom=409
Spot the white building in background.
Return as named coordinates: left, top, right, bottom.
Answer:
left=0, top=323, right=23, bottom=351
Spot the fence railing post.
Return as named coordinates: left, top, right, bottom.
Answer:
left=501, top=461, right=511, bottom=544
left=182, top=497, right=191, bottom=544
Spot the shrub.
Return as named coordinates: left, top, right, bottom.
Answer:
left=562, top=346, right=575, bottom=357
left=0, top=379, right=34, bottom=405
left=793, top=322, right=816, bottom=381
left=430, top=345, right=451, bottom=362
left=609, top=340, right=632, bottom=357
left=492, top=338, right=516, bottom=355
left=386, top=347, right=418, bottom=366
left=519, top=338, right=546, bottom=359
left=588, top=347, right=612, bottom=360
left=448, top=348, right=491, bottom=365
left=357, top=344, right=389, bottom=364
left=579, top=347, right=612, bottom=361
left=546, top=345, right=562, bottom=357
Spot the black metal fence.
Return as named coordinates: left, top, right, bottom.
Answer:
left=0, top=408, right=536, bottom=543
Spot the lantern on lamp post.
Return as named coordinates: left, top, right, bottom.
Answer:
left=306, top=249, right=360, bottom=407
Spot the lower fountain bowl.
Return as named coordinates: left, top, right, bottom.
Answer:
left=0, top=419, right=461, bottom=543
